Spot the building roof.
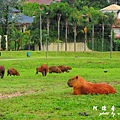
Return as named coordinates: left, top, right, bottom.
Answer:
left=11, top=8, right=21, bottom=13
left=9, top=13, right=34, bottom=24
left=100, top=4, right=120, bottom=12
left=17, top=14, right=34, bottom=24
left=26, top=0, right=53, bottom=5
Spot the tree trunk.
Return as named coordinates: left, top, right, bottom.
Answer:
left=65, top=20, right=68, bottom=51
left=73, top=25, right=77, bottom=51
left=4, top=5, right=9, bottom=51
left=40, top=11, right=42, bottom=51
left=84, top=27, right=87, bottom=51
left=84, top=32, right=87, bottom=51
left=110, top=26, right=113, bottom=58
left=102, top=23, right=104, bottom=52
left=47, top=18, right=50, bottom=36
left=92, top=24, right=94, bottom=51
left=57, top=13, right=61, bottom=51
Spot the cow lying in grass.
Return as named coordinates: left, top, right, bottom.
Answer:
left=67, top=76, right=116, bottom=95
left=49, top=66, right=62, bottom=73
left=0, top=65, right=5, bottom=78
left=58, top=65, right=72, bottom=73
left=7, top=68, right=20, bottom=76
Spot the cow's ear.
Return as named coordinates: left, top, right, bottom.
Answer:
left=76, top=76, right=78, bottom=79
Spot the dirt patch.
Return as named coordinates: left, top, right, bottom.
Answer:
left=0, top=90, right=41, bottom=100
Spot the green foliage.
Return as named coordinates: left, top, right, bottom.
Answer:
left=114, top=39, right=120, bottom=51
left=0, top=28, right=6, bottom=50
left=30, top=28, right=40, bottom=44
left=0, top=0, right=20, bottom=34
left=8, top=24, right=31, bottom=50
left=25, top=1, right=115, bottom=51
left=21, top=2, right=40, bottom=17
left=73, top=0, right=109, bottom=10
left=88, top=38, right=110, bottom=51
left=0, top=0, right=118, bottom=51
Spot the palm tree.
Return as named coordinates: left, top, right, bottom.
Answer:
left=87, top=7, right=100, bottom=51
left=106, top=12, right=116, bottom=57
left=50, top=2, right=67, bottom=51
left=99, top=12, right=108, bottom=52
left=60, top=3, right=72, bottom=51
left=81, top=6, right=91, bottom=51
left=69, top=8, right=82, bottom=51
left=41, top=4, right=54, bottom=36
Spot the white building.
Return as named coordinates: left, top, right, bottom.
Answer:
left=100, top=4, right=120, bottom=39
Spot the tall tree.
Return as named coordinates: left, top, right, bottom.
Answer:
left=99, top=12, right=108, bottom=51
left=21, top=2, right=40, bottom=49
left=69, top=8, right=82, bottom=51
left=0, top=0, right=21, bottom=50
left=41, top=4, right=55, bottom=37
left=85, top=7, right=100, bottom=51
left=105, top=12, right=116, bottom=56
left=61, top=3, right=72, bottom=51
left=39, top=4, right=55, bottom=51
left=51, top=2, right=69, bottom=51
left=21, top=2, right=40, bottom=17
left=81, top=6, right=91, bottom=51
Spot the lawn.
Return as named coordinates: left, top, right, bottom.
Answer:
left=0, top=51, right=120, bottom=120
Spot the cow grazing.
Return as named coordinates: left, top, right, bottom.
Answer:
left=36, top=64, right=48, bottom=76
left=36, top=66, right=41, bottom=74
left=7, top=68, right=20, bottom=76
left=0, top=65, right=5, bottom=78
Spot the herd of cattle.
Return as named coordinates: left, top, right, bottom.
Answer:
left=0, top=64, right=72, bottom=79
left=0, top=64, right=117, bottom=95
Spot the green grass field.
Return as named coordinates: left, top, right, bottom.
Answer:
left=0, top=51, right=120, bottom=120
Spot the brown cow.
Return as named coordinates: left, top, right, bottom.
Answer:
left=67, top=76, right=116, bottom=95
left=58, top=65, right=72, bottom=72
left=36, top=64, right=48, bottom=76
left=36, top=66, right=41, bottom=74
left=0, top=65, right=5, bottom=78
left=49, top=66, right=62, bottom=73
left=7, top=68, right=20, bottom=76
